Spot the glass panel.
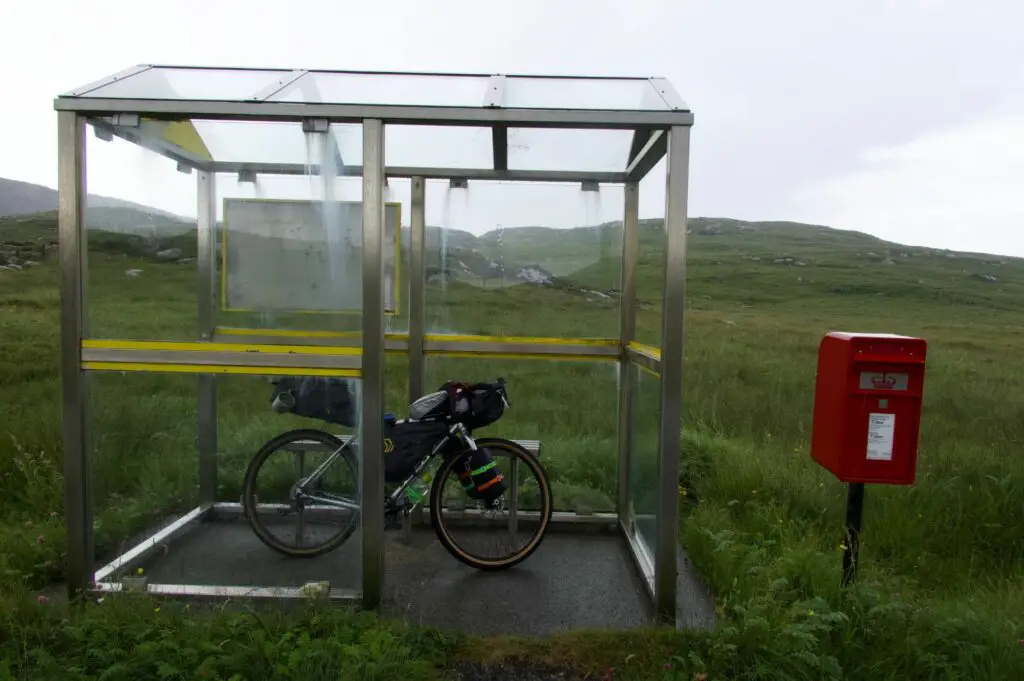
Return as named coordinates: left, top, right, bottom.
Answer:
left=88, top=370, right=200, bottom=576
left=629, top=362, right=661, bottom=560
left=272, top=72, right=490, bottom=107
left=213, top=124, right=373, bottom=339
left=385, top=351, right=411, bottom=417
left=385, top=125, right=492, bottom=169
left=504, top=77, right=667, bottom=111
left=507, top=128, right=633, bottom=172
left=636, top=156, right=667, bottom=349
left=423, top=357, right=619, bottom=514
left=384, top=177, right=411, bottom=336
left=89, top=369, right=362, bottom=593
left=84, top=129, right=198, bottom=341
left=83, top=120, right=376, bottom=342
left=191, top=120, right=363, bottom=166
left=84, top=67, right=287, bottom=101
left=425, top=179, right=623, bottom=339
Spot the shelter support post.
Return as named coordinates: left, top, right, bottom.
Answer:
left=617, top=182, right=639, bottom=525
left=59, top=111, right=92, bottom=599
left=197, top=170, right=218, bottom=504
left=408, top=176, right=426, bottom=405
left=361, top=119, right=386, bottom=610
left=654, top=125, right=691, bottom=623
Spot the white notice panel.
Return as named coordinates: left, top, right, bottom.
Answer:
left=221, top=198, right=400, bottom=314
left=866, top=413, right=896, bottom=461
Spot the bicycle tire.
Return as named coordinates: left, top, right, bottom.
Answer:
left=429, top=437, right=553, bottom=570
left=242, top=428, right=360, bottom=558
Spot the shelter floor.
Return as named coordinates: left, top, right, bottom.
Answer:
left=126, top=513, right=716, bottom=634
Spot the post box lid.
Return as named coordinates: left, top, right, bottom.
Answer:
left=823, top=331, right=927, bottom=362
left=826, top=331, right=920, bottom=341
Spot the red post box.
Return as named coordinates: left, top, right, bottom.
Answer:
left=811, top=331, right=927, bottom=485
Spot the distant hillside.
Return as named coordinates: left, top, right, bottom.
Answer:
left=406, top=217, right=1024, bottom=313
left=0, top=210, right=197, bottom=271
left=5, top=205, right=1022, bottom=317
left=0, top=177, right=189, bottom=230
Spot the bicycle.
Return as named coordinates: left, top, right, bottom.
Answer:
left=241, top=377, right=554, bottom=571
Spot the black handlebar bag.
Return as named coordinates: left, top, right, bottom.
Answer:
left=448, top=381, right=506, bottom=431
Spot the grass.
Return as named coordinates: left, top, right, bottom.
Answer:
left=1, top=211, right=1023, bottom=679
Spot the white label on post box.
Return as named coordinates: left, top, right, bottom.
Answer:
left=866, top=413, right=896, bottom=461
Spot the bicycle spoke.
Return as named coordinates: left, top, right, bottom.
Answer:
left=296, top=451, right=306, bottom=547
left=508, top=457, right=519, bottom=536
left=244, top=431, right=360, bottom=556
left=298, top=445, right=345, bottom=490
left=431, top=440, right=551, bottom=569
left=296, top=507, right=306, bottom=547
left=301, top=494, right=360, bottom=513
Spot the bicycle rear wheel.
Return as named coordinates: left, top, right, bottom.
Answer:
left=242, top=428, right=360, bottom=558
left=429, top=437, right=553, bottom=570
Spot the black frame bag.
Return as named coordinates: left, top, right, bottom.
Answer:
left=383, top=420, right=450, bottom=484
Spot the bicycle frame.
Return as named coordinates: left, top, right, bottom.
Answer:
left=291, top=420, right=481, bottom=514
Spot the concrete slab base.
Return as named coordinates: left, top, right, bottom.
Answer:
left=117, top=513, right=716, bottom=635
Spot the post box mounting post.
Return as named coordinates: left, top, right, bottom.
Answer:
left=841, top=482, right=865, bottom=586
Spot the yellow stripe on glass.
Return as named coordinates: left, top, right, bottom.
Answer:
left=82, top=362, right=361, bottom=378
left=425, top=334, right=620, bottom=348
left=635, top=363, right=661, bottom=379
left=160, top=120, right=214, bottom=161
left=216, top=327, right=362, bottom=339
left=423, top=350, right=618, bottom=362
left=81, top=339, right=361, bottom=356
left=627, top=341, right=662, bottom=360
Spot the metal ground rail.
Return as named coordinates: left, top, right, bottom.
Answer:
left=91, top=434, right=620, bottom=596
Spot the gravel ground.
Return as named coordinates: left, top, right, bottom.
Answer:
left=452, top=661, right=587, bottom=681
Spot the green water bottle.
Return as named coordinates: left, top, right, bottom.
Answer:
left=405, top=470, right=432, bottom=504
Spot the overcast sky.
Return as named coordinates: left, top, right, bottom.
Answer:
left=3, top=0, right=1023, bottom=256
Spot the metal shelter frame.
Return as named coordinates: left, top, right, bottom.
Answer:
left=54, top=65, right=693, bottom=625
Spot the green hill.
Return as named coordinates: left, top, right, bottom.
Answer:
left=0, top=176, right=189, bottom=221
left=6, top=210, right=1023, bottom=320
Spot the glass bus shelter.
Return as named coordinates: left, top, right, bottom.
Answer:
left=54, top=65, right=695, bottom=626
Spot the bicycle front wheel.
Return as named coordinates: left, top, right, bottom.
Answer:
left=429, top=437, right=553, bottom=570
left=242, top=428, right=360, bottom=558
